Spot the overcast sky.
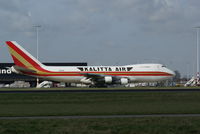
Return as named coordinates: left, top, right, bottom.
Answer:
left=0, top=0, right=200, bottom=77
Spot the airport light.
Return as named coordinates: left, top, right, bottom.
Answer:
left=195, top=27, right=200, bottom=84
left=196, top=27, right=200, bottom=73
left=33, top=25, right=41, bottom=87
left=33, top=25, right=41, bottom=60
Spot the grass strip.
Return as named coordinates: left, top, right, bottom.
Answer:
left=0, top=117, right=200, bottom=134
left=0, top=92, right=200, bottom=116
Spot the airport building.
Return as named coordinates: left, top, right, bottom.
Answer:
left=0, top=63, right=87, bottom=87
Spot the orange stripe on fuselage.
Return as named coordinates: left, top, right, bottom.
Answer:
left=23, top=71, right=172, bottom=77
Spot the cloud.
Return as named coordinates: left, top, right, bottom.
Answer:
left=0, top=0, right=33, bottom=37
left=0, top=0, right=200, bottom=75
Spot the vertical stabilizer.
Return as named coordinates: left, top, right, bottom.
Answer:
left=6, top=41, right=44, bottom=70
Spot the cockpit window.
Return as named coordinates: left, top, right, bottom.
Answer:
left=162, top=65, right=166, bottom=67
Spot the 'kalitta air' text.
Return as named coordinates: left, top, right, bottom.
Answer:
left=77, top=67, right=133, bottom=72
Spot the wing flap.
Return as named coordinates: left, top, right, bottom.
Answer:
left=80, top=73, right=105, bottom=79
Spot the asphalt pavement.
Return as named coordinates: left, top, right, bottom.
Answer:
left=1, top=114, right=200, bottom=120
left=0, top=88, right=200, bottom=93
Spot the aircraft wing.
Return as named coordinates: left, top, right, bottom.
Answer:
left=80, top=72, right=124, bottom=86
left=81, top=73, right=106, bottom=79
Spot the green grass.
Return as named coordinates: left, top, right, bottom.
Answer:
left=1, top=91, right=200, bottom=134
left=1, top=117, right=200, bottom=134
left=0, top=91, right=200, bottom=116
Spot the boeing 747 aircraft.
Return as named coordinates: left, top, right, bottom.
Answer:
left=6, top=41, right=175, bottom=87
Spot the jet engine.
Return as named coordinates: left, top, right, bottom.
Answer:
left=104, top=77, right=129, bottom=85
left=119, top=78, right=129, bottom=84
left=104, top=76, right=112, bottom=83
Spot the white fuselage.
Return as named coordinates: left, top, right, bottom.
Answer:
left=33, top=63, right=175, bottom=84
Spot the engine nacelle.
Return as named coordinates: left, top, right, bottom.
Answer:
left=104, top=76, right=112, bottom=83
left=119, top=78, right=129, bottom=85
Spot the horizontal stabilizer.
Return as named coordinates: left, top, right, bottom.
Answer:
left=13, top=65, right=36, bottom=73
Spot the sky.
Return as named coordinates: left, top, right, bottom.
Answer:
left=0, top=0, right=200, bottom=77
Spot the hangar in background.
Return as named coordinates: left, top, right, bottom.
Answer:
left=0, top=62, right=87, bottom=87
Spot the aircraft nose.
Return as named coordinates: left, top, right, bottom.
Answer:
left=171, top=71, right=176, bottom=77
left=168, top=69, right=175, bottom=77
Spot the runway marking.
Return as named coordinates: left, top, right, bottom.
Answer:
left=1, top=114, right=200, bottom=119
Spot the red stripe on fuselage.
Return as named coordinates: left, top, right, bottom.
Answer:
left=25, top=71, right=171, bottom=75
left=23, top=71, right=172, bottom=77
